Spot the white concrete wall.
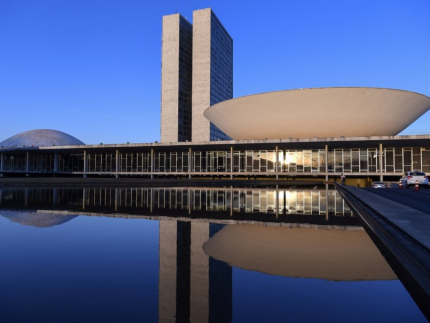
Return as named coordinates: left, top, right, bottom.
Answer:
left=192, top=9, right=212, bottom=142
left=161, top=14, right=180, bottom=143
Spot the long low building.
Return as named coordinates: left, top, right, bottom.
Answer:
left=2, top=129, right=430, bottom=185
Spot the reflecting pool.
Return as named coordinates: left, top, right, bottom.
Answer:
left=0, top=187, right=426, bottom=322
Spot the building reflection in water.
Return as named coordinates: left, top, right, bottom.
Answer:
left=1, top=187, right=399, bottom=323
left=159, top=220, right=232, bottom=323
left=0, top=186, right=353, bottom=219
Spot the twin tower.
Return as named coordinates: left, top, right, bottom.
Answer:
left=161, top=8, right=233, bottom=143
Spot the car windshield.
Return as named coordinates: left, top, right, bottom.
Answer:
left=411, top=172, right=426, bottom=176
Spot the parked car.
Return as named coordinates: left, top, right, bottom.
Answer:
left=372, top=182, right=385, bottom=188
left=400, top=171, right=429, bottom=188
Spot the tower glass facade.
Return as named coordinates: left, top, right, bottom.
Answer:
left=209, top=12, right=233, bottom=141
left=178, top=18, right=193, bottom=141
left=192, top=9, right=233, bottom=142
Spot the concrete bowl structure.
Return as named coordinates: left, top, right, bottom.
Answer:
left=0, top=129, right=84, bottom=148
left=204, top=87, right=430, bottom=140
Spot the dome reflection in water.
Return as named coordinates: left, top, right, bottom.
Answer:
left=0, top=210, right=77, bottom=228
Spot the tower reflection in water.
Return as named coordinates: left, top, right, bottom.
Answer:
left=159, top=220, right=232, bottom=323
left=0, top=186, right=357, bottom=323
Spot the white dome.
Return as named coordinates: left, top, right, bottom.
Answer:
left=0, top=129, right=84, bottom=148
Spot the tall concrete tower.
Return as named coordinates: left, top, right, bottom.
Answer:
left=161, top=14, right=193, bottom=143
left=161, top=9, right=232, bottom=143
left=192, top=9, right=233, bottom=142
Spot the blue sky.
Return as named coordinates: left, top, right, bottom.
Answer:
left=1, top=0, right=429, bottom=144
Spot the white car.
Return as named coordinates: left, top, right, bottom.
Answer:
left=400, top=171, right=429, bottom=188
left=372, top=182, right=385, bottom=188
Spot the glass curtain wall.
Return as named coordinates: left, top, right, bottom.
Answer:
left=3, top=155, right=26, bottom=171
left=29, top=155, right=54, bottom=172
left=58, top=154, right=84, bottom=172
left=3, top=147, right=430, bottom=174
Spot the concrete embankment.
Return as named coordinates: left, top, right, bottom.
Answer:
left=336, top=183, right=430, bottom=319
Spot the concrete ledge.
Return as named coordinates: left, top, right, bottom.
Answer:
left=340, top=185, right=430, bottom=249
left=336, top=183, right=430, bottom=318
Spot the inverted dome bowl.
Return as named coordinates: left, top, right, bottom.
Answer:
left=204, top=87, right=430, bottom=140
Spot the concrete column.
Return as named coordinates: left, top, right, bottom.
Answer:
left=283, top=149, right=286, bottom=180
left=25, top=188, right=29, bottom=206
left=189, top=148, right=192, bottom=179
left=83, top=150, right=87, bottom=178
left=151, top=149, right=154, bottom=179
left=230, top=186, right=233, bottom=216
left=82, top=188, right=87, bottom=210
left=0, top=153, right=4, bottom=177
left=325, top=184, right=329, bottom=221
left=379, top=143, right=383, bottom=182
left=115, top=150, right=120, bottom=178
left=283, top=189, right=286, bottom=214
left=188, top=189, right=191, bottom=214
left=150, top=188, right=154, bottom=212
left=115, top=188, right=119, bottom=212
left=275, top=185, right=279, bottom=218
left=275, top=146, right=279, bottom=180
left=25, top=152, right=30, bottom=176
left=230, top=147, right=233, bottom=180
left=54, top=152, right=59, bottom=173
left=53, top=188, right=58, bottom=206
left=325, top=145, right=329, bottom=182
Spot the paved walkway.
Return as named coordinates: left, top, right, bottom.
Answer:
left=341, top=185, right=430, bottom=250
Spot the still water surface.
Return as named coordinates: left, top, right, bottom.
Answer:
left=0, top=187, right=426, bottom=322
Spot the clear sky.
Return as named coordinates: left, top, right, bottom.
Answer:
left=1, top=0, right=429, bottom=144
